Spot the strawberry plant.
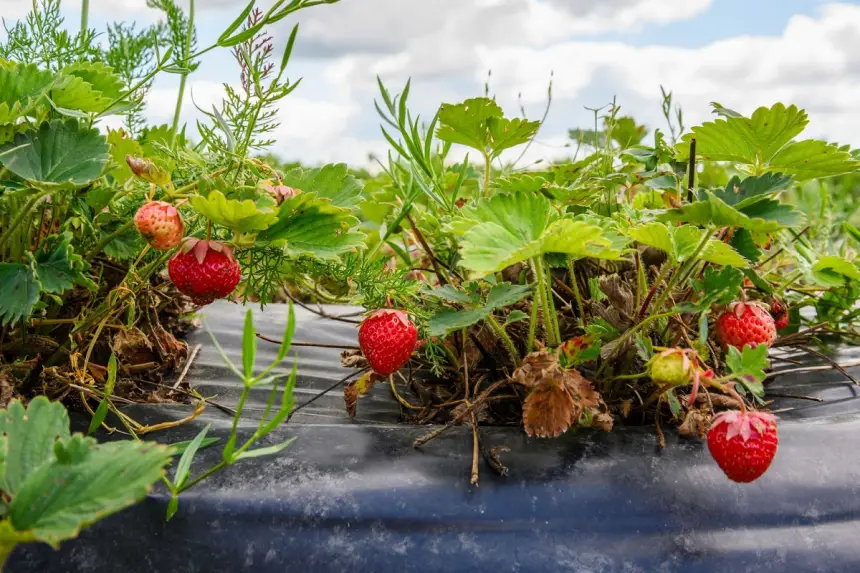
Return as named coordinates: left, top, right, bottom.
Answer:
left=316, top=83, right=860, bottom=486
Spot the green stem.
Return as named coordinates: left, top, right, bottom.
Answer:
left=80, top=0, right=89, bottom=32
left=567, top=256, right=585, bottom=323
left=545, top=262, right=561, bottom=343
left=527, top=297, right=538, bottom=353
left=84, top=220, right=134, bottom=261
left=532, top=257, right=559, bottom=346
left=595, top=310, right=678, bottom=378
left=485, top=314, right=520, bottom=366
left=649, top=227, right=713, bottom=316
left=482, top=152, right=492, bottom=197
left=0, top=190, right=48, bottom=255
left=170, top=0, right=195, bottom=142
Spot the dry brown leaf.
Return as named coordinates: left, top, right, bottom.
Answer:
left=451, top=400, right=489, bottom=426
left=341, top=349, right=369, bottom=369
left=679, top=409, right=710, bottom=438
left=151, top=326, right=188, bottom=369
left=517, top=352, right=603, bottom=438
left=344, top=372, right=381, bottom=418
left=110, top=327, right=154, bottom=365
left=512, top=350, right=558, bottom=388
left=591, top=411, right=615, bottom=432
left=620, top=400, right=633, bottom=418
left=522, top=377, right=576, bottom=438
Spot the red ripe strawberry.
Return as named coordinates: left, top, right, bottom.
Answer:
left=167, top=238, right=241, bottom=306
left=358, top=309, right=418, bottom=376
left=707, top=409, right=778, bottom=483
left=134, top=201, right=184, bottom=250
left=770, top=300, right=789, bottom=330
left=714, top=301, right=777, bottom=350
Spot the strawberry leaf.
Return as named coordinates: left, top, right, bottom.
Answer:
left=259, top=192, right=364, bottom=259
left=810, top=255, right=860, bottom=287
left=428, top=282, right=532, bottom=337
left=725, top=344, right=769, bottom=395
left=436, top=97, right=538, bottom=157
left=190, top=190, right=277, bottom=233
left=0, top=120, right=110, bottom=190
left=660, top=191, right=801, bottom=233
left=281, top=163, right=363, bottom=209
left=0, top=262, right=40, bottom=326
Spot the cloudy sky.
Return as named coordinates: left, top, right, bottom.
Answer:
left=6, top=0, right=860, bottom=167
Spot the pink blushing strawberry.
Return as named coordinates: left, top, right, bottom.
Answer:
left=707, top=409, right=778, bottom=483
left=167, top=238, right=241, bottom=306
left=134, top=201, right=184, bottom=250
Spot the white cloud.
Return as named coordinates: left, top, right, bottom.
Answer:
left=81, top=1, right=860, bottom=166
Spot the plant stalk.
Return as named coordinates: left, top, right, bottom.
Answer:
left=171, top=0, right=195, bottom=142
left=485, top=314, right=520, bottom=366
left=0, top=190, right=49, bottom=254
left=80, top=0, right=89, bottom=32
left=482, top=153, right=491, bottom=197
left=531, top=256, right=559, bottom=347
left=566, top=256, right=585, bottom=323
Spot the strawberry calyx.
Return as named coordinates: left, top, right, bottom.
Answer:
left=177, top=237, right=235, bottom=265
left=365, top=308, right=412, bottom=329
left=709, top=409, right=776, bottom=443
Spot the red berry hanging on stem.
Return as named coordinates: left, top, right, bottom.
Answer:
left=707, top=407, right=779, bottom=483
left=358, top=309, right=418, bottom=376
left=167, top=238, right=241, bottom=306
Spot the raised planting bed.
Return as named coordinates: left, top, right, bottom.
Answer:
left=9, top=302, right=860, bottom=573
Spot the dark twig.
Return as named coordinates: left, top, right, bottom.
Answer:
left=686, top=137, right=696, bottom=203
left=283, top=290, right=361, bottom=324
left=405, top=213, right=450, bottom=286
left=286, top=368, right=369, bottom=422
left=256, top=332, right=360, bottom=351
left=795, top=345, right=859, bottom=386
left=413, top=379, right=508, bottom=448
left=767, top=359, right=860, bottom=379
left=766, top=392, right=824, bottom=402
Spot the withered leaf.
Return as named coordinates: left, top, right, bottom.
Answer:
left=151, top=325, right=188, bottom=369
left=512, top=350, right=558, bottom=388
left=522, top=377, right=576, bottom=438
left=110, top=327, right=154, bottom=365
left=591, top=411, right=615, bottom=432
left=679, top=409, right=710, bottom=438
left=344, top=372, right=380, bottom=418
left=341, top=349, right=369, bottom=369
left=451, top=400, right=489, bottom=426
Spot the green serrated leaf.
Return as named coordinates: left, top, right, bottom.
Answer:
left=0, top=397, right=70, bottom=497
left=0, top=63, right=53, bottom=123
left=729, top=228, right=762, bottom=264
left=428, top=282, right=531, bottom=337
left=767, top=139, right=860, bottom=181
left=190, top=190, right=277, bottom=233
left=34, top=235, right=92, bottom=294
left=711, top=173, right=794, bottom=208
left=0, top=120, right=110, bottom=190
left=281, top=164, right=363, bottom=209
left=811, top=255, right=860, bottom=287
left=9, top=439, right=169, bottom=546
left=660, top=191, right=798, bottom=233
left=259, top=193, right=365, bottom=259
left=700, top=240, right=748, bottom=267
left=0, top=263, right=40, bottom=326
left=504, top=310, right=528, bottom=326
left=436, top=97, right=503, bottom=152
left=678, top=103, right=808, bottom=165
left=725, top=344, right=769, bottom=396
left=424, top=285, right=480, bottom=305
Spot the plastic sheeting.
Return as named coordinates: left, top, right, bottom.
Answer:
left=10, top=302, right=860, bottom=572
